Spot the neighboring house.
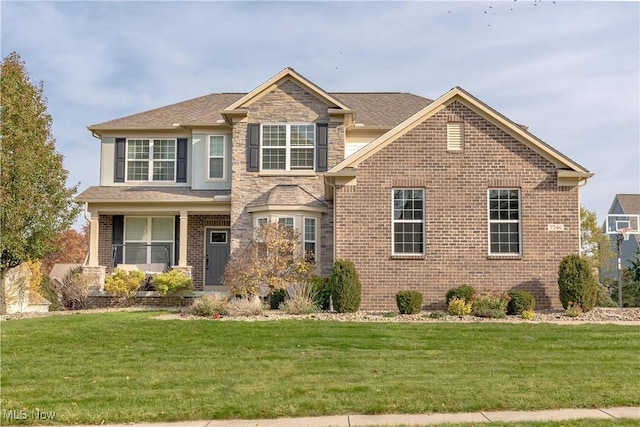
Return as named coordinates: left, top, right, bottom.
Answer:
left=76, top=67, right=593, bottom=309
left=604, top=194, right=640, bottom=276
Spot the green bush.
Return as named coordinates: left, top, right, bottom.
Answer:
left=506, top=290, right=535, bottom=315
left=329, top=259, right=361, bottom=313
left=447, top=297, right=472, bottom=316
left=557, top=254, right=598, bottom=312
left=445, top=285, right=475, bottom=305
left=610, top=280, right=640, bottom=307
left=104, top=268, right=145, bottom=302
left=429, top=310, right=447, bottom=319
left=269, top=288, right=287, bottom=310
left=151, top=269, right=194, bottom=299
left=310, top=275, right=331, bottom=310
left=596, top=284, right=617, bottom=307
left=188, top=294, right=229, bottom=317
left=38, top=276, right=60, bottom=311
left=471, top=294, right=508, bottom=318
left=395, top=290, right=423, bottom=314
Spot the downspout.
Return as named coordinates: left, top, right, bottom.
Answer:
left=83, top=203, right=91, bottom=265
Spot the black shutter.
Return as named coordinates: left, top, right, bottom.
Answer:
left=112, top=215, right=124, bottom=266
left=174, top=215, right=180, bottom=266
left=114, top=138, right=126, bottom=182
left=247, top=123, right=260, bottom=172
left=316, top=123, right=328, bottom=172
left=176, top=138, right=188, bottom=182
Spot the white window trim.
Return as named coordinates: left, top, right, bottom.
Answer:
left=260, top=123, right=316, bottom=172
left=391, top=188, right=425, bottom=256
left=123, top=216, right=175, bottom=264
left=125, top=138, right=177, bottom=183
left=251, top=213, right=321, bottom=269
left=487, top=189, right=522, bottom=256
left=303, top=217, right=317, bottom=264
left=206, top=135, right=226, bottom=182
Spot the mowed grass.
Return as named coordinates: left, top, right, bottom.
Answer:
left=1, top=312, right=638, bottom=425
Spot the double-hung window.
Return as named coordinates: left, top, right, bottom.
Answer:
left=488, top=189, right=521, bottom=255
left=261, top=124, right=315, bottom=171
left=124, top=217, right=174, bottom=265
left=392, top=189, right=425, bottom=255
left=208, top=135, right=225, bottom=180
left=126, top=139, right=176, bottom=181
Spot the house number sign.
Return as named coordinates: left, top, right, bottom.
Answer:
left=547, top=224, right=565, bottom=231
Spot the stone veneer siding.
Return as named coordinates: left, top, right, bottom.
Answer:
left=335, top=101, right=580, bottom=310
left=230, top=79, right=342, bottom=276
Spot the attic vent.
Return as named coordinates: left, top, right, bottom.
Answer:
left=447, top=122, right=464, bottom=151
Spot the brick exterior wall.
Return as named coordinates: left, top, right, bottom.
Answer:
left=98, top=215, right=114, bottom=273
left=230, top=79, right=341, bottom=276
left=335, top=101, right=580, bottom=310
left=97, top=214, right=229, bottom=291
left=187, top=214, right=230, bottom=291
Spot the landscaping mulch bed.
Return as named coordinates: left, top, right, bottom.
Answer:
left=3, top=307, right=640, bottom=324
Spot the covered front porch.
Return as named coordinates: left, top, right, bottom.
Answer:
left=76, top=186, right=232, bottom=291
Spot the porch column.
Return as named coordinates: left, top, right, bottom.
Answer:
left=88, top=212, right=100, bottom=267
left=179, top=211, right=188, bottom=267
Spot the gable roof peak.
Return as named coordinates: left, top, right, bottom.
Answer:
left=222, top=67, right=351, bottom=112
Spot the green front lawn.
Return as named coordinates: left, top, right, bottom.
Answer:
left=1, top=312, right=638, bottom=425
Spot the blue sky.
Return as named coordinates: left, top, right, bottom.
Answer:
left=1, top=0, right=638, bottom=226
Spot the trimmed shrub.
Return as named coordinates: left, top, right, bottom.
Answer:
left=269, top=288, right=287, bottom=310
left=506, top=290, right=535, bottom=315
left=471, top=294, right=509, bottom=318
left=188, top=294, right=229, bottom=317
left=429, top=310, right=447, bottom=319
left=329, top=259, right=361, bottom=313
left=104, top=268, right=145, bottom=303
left=557, top=254, right=598, bottom=312
left=445, top=285, right=475, bottom=305
left=38, top=276, right=61, bottom=311
left=521, top=310, right=535, bottom=320
left=447, top=297, right=472, bottom=316
left=395, top=290, right=423, bottom=314
left=151, top=269, right=194, bottom=299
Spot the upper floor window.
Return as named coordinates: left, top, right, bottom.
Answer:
left=488, top=189, right=521, bottom=256
left=126, top=139, right=176, bottom=182
left=392, top=189, right=425, bottom=255
left=262, top=124, right=315, bottom=171
left=208, top=135, right=225, bottom=180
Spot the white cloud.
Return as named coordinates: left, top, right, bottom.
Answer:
left=1, top=0, right=638, bottom=224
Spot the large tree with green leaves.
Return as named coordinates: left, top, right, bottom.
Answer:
left=0, top=52, right=81, bottom=272
left=580, top=206, right=614, bottom=279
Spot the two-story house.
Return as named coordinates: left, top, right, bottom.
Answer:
left=76, top=67, right=592, bottom=309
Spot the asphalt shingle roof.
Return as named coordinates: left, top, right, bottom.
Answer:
left=615, top=194, right=640, bottom=215
left=75, top=186, right=230, bottom=203
left=88, top=92, right=432, bottom=130
left=247, top=185, right=327, bottom=209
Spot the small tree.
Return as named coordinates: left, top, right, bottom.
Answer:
left=0, top=52, right=81, bottom=272
left=558, top=254, right=598, bottom=312
left=40, top=225, right=89, bottom=275
left=580, top=206, right=614, bottom=279
left=222, top=223, right=312, bottom=297
left=329, top=259, right=361, bottom=313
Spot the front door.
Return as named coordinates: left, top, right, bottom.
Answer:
left=205, top=229, right=230, bottom=286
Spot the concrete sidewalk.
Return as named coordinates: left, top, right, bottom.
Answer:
left=72, top=407, right=640, bottom=426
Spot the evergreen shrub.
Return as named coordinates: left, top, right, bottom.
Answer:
left=395, top=290, right=423, bottom=314
left=557, top=254, right=598, bottom=312
left=506, top=290, right=535, bottom=315
left=445, top=285, right=475, bottom=305
left=329, top=259, right=361, bottom=313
